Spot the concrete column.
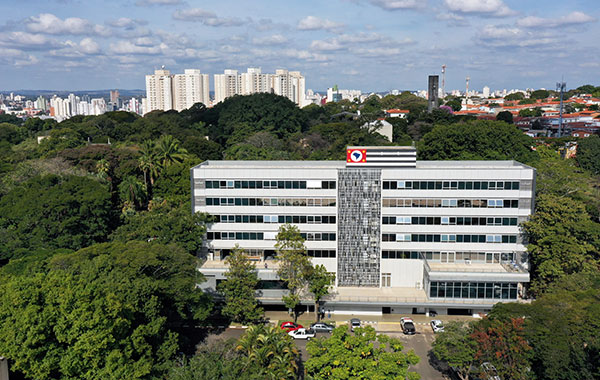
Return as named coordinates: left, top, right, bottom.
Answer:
left=0, top=357, right=9, bottom=380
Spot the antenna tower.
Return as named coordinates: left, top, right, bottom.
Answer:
left=441, top=64, right=446, bottom=98
left=556, top=80, right=566, bottom=138
left=466, top=76, right=470, bottom=99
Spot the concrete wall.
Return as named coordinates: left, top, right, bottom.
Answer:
left=0, top=357, right=8, bottom=380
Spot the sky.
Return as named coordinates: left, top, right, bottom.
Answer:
left=0, top=0, right=598, bottom=93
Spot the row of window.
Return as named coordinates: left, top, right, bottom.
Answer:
left=206, top=232, right=336, bottom=241
left=382, top=216, right=519, bottom=226
left=215, top=214, right=336, bottom=224
left=383, top=180, right=520, bottom=190
left=204, top=180, right=336, bottom=190
left=429, top=281, right=518, bottom=300
left=206, top=197, right=337, bottom=207
left=382, top=234, right=518, bottom=243
left=308, top=249, right=336, bottom=258
left=382, top=198, right=520, bottom=208
left=383, top=250, right=515, bottom=262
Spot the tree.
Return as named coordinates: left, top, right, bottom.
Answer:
left=518, top=107, right=543, bottom=117
left=156, top=135, right=188, bottom=168
left=235, top=325, right=299, bottom=379
left=471, top=318, right=532, bottom=380
left=523, top=193, right=600, bottom=295
left=0, top=241, right=213, bottom=380
left=218, top=245, right=263, bottom=324
left=110, top=201, right=210, bottom=256
left=530, top=89, right=550, bottom=100
left=118, top=175, right=147, bottom=211
left=0, top=174, right=113, bottom=262
left=505, top=92, right=524, bottom=101
left=576, top=134, right=600, bottom=175
left=307, top=264, right=335, bottom=322
left=445, top=98, right=462, bottom=112
left=431, top=322, right=478, bottom=380
left=275, top=224, right=312, bottom=323
left=168, top=340, right=246, bottom=380
left=305, top=325, right=420, bottom=380
left=496, top=110, right=514, bottom=124
left=418, top=120, right=537, bottom=165
left=138, top=140, right=160, bottom=194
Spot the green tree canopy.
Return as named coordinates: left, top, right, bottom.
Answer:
left=0, top=174, right=114, bottom=262
left=431, top=321, right=477, bottom=380
left=307, top=264, right=335, bottom=322
left=495, top=110, right=514, bottom=124
left=504, top=92, right=524, bottom=101
left=530, top=89, right=550, bottom=99
left=417, top=120, right=537, bottom=164
left=306, top=325, right=420, bottom=380
left=576, top=134, right=600, bottom=175
left=218, top=245, right=263, bottom=324
left=0, top=241, right=212, bottom=380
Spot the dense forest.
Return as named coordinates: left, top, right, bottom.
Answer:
left=0, top=92, right=599, bottom=379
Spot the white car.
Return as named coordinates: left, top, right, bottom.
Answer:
left=431, top=319, right=444, bottom=333
left=288, top=328, right=316, bottom=340
left=400, top=317, right=416, bottom=335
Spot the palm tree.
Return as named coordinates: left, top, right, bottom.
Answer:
left=156, top=135, right=188, bottom=168
left=138, top=140, right=160, bottom=195
left=118, top=176, right=147, bottom=210
left=235, top=325, right=299, bottom=379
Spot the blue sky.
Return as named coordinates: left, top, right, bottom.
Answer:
left=0, top=0, right=598, bottom=92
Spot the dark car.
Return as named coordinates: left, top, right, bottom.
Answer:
left=400, top=317, right=416, bottom=335
left=310, top=322, right=334, bottom=333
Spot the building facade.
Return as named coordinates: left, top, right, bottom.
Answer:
left=192, top=146, right=535, bottom=316
left=145, top=68, right=210, bottom=113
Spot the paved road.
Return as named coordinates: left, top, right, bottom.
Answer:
left=203, top=324, right=446, bottom=380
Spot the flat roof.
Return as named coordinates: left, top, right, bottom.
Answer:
left=192, top=160, right=533, bottom=170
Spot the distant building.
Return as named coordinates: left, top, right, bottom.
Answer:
left=428, top=75, right=439, bottom=112
left=214, top=69, right=241, bottom=104
left=363, top=119, right=393, bottom=141
left=385, top=109, right=410, bottom=119
left=482, top=86, right=490, bottom=98
left=145, top=68, right=210, bottom=113
left=326, top=87, right=361, bottom=103
left=110, top=90, right=119, bottom=104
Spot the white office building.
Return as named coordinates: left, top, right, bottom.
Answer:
left=192, top=146, right=535, bottom=316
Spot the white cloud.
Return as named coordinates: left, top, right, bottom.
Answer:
left=172, top=8, right=246, bottom=26
left=368, top=0, right=423, bottom=10
left=443, top=0, right=516, bottom=17
left=297, top=16, right=343, bottom=31
left=517, top=11, right=596, bottom=28
left=0, top=31, right=58, bottom=50
left=26, top=13, right=111, bottom=36
left=107, top=17, right=147, bottom=29
left=310, top=32, right=413, bottom=52
left=310, top=39, right=344, bottom=51
left=135, top=0, right=181, bottom=6
left=477, top=25, right=557, bottom=49
left=251, top=34, right=288, bottom=45
left=0, top=47, right=39, bottom=66
left=49, top=38, right=102, bottom=58
left=109, top=40, right=164, bottom=55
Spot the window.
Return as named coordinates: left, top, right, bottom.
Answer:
left=382, top=273, right=391, bottom=287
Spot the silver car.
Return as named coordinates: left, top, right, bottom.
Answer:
left=431, top=319, right=444, bottom=333
left=350, top=318, right=361, bottom=332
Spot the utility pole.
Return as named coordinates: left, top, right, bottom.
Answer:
left=466, top=76, right=470, bottom=100
left=556, top=80, right=566, bottom=138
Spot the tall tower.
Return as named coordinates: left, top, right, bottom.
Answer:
left=556, top=80, right=566, bottom=138
left=465, top=76, right=470, bottom=99
left=441, top=64, right=446, bottom=99
left=428, top=75, right=439, bottom=112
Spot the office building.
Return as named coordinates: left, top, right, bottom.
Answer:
left=192, top=146, right=535, bottom=316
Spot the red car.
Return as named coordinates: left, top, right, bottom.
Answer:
left=280, top=321, right=303, bottom=332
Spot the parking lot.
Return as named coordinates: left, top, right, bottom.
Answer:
left=203, top=320, right=447, bottom=380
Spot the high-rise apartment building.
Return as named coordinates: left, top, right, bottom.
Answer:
left=214, top=68, right=307, bottom=106
left=214, top=69, right=241, bottom=104
left=145, top=68, right=209, bottom=113
left=192, top=146, right=535, bottom=316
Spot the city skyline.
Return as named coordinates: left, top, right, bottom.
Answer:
left=1, top=0, right=598, bottom=92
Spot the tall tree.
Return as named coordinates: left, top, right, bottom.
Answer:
left=305, top=325, right=420, bottom=380
left=218, top=245, right=263, bottom=324
left=431, top=321, right=478, bottom=380
left=156, top=135, right=188, bottom=168
left=138, top=139, right=160, bottom=195
left=576, top=135, right=600, bottom=175
left=307, top=264, right=335, bottom=322
left=118, top=175, right=147, bottom=211
left=275, top=224, right=312, bottom=323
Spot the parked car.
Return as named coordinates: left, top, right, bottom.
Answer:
left=400, top=317, right=416, bottom=335
left=350, top=318, right=361, bottom=332
left=288, top=328, right=316, bottom=340
left=310, top=322, right=334, bottom=333
left=431, top=319, right=445, bottom=333
left=280, top=321, right=303, bottom=332
left=429, top=310, right=438, bottom=317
